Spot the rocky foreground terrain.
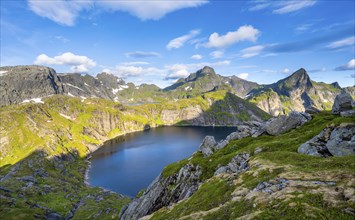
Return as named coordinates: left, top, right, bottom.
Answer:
left=0, top=65, right=354, bottom=219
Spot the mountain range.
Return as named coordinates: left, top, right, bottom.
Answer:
left=0, top=65, right=354, bottom=116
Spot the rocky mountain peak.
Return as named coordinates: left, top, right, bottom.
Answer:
left=198, top=66, right=216, bottom=76
left=273, top=68, right=313, bottom=95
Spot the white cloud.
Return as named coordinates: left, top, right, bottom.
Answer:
left=237, top=73, right=249, bottom=80
left=125, top=51, right=161, bottom=58
left=210, top=51, right=224, bottom=59
left=167, top=29, right=200, bottom=50
left=273, top=0, right=317, bottom=14
left=97, top=1, right=208, bottom=20
left=294, top=23, right=314, bottom=33
left=249, top=0, right=317, bottom=14
left=282, top=68, right=290, bottom=74
left=165, top=60, right=230, bottom=80
left=120, top=61, right=150, bottom=66
left=191, top=54, right=203, bottom=60
left=55, top=35, right=70, bottom=43
left=105, top=65, right=165, bottom=78
left=28, top=0, right=93, bottom=26
left=335, top=59, right=355, bottom=71
left=28, top=0, right=207, bottom=26
left=34, top=52, right=96, bottom=73
left=240, top=45, right=265, bottom=58
left=205, top=25, right=260, bottom=48
left=326, top=36, right=355, bottom=49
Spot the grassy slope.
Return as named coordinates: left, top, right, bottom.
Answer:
left=153, top=112, right=355, bottom=219
left=0, top=91, right=269, bottom=219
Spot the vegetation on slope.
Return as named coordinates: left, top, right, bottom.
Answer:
left=156, top=112, right=355, bottom=219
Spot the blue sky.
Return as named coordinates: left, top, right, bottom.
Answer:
left=1, top=0, right=354, bottom=88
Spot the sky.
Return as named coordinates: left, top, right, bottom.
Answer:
left=1, top=0, right=354, bottom=88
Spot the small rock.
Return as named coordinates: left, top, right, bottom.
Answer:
left=289, top=202, right=297, bottom=207
left=0, top=186, right=13, bottom=193
left=254, top=147, right=263, bottom=155
left=340, top=110, right=355, bottom=117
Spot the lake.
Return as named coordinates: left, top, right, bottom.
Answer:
left=88, top=126, right=236, bottom=197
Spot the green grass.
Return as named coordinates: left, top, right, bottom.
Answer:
left=154, top=111, right=355, bottom=219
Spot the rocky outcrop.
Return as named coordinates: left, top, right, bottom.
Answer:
left=298, top=123, right=355, bottom=157
left=332, top=92, right=353, bottom=114
left=199, top=136, right=217, bottom=157
left=214, top=153, right=250, bottom=176
left=120, top=164, right=202, bottom=219
left=0, top=65, right=64, bottom=107
left=199, top=122, right=266, bottom=158
left=265, top=111, right=311, bottom=135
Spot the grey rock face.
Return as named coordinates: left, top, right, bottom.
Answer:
left=326, top=125, right=355, bottom=156
left=340, top=110, right=355, bottom=117
left=120, top=164, right=202, bottom=220
left=214, top=153, right=250, bottom=176
left=198, top=136, right=217, bottom=157
left=332, top=92, right=353, bottom=114
left=0, top=65, right=128, bottom=107
left=265, top=111, right=311, bottom=136
left=298, top=124, right=355, bottom=157
left=0, top=65, right=64, bottom=106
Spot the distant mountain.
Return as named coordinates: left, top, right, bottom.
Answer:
left=247, top=68, right=345, bottom=115
left=0, top=65, right=161, bottom=107
left=0, top=65, right=351, bottom=115
left=164, top=66, right=260, bottom=98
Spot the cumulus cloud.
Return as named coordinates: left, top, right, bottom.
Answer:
left=237, top=73, right=249, bottom=80
left=166, top=29, right=200, bottom=50
left=34, top=52, right=96, bottom=73
left=205, top=25, right=260, bottom=48
left=249, top=0, right=316, bottom=14
left=334, top=59, right=355, bottom=71
left=326, top=36, right=355, bottom=49
left=210, top=51, right=224, bottom=59
left=28, top=0, right=207, bottom=26
left=191, top=54, right=203, bottom=60
left=164, top=60, right=230, bottom=80
left=125, top=51, right=161, bottom=59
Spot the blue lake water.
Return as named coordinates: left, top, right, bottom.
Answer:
left=88, top=126, right=236, bottom=197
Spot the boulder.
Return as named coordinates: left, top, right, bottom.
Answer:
left=298, top=124, right=355, bottom=157
left=265, top=111, right=311, bottom=136
left=214, top=153, right=250, bottom=176
left=332, top=92, right=353, bottom=114
left=326, top=125, right=355, bottom=156
left=198, top=136, right=216, bottom=157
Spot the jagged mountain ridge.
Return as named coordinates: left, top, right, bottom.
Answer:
left=0, top=65, right=352, bottom=116
left=164, top=66, right=260, bottom=98
left=247, top=68, right=346, bottom=115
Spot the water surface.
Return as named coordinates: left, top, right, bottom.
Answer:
left=88, top=126, right=236, bottom=197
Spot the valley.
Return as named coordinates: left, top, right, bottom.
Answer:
left=0, top=65, right=354, bottom=219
